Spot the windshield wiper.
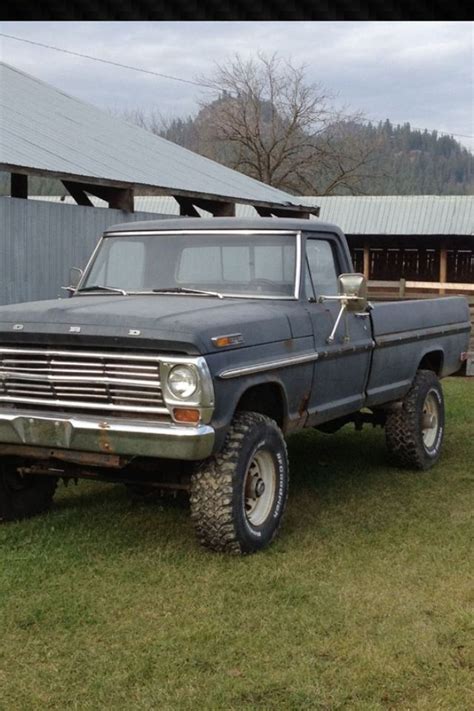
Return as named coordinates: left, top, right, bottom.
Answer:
left=77, top=285, right=128, bottom=295
left=151, top=287, right=224, bottom=299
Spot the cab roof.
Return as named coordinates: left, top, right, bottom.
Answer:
left=104, top=216, right=343, bottom=235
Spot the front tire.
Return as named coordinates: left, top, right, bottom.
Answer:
left=385, top=370, right=445, bottom=470
left=0, top=458, right=58, bottom=522
left=190, top=411, right=289, bottom=554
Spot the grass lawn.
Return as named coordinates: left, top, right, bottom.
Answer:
left=0, top=378, right=472, bottom=710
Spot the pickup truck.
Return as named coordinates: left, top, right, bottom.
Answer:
left=0, top=217, right=470, bottom=553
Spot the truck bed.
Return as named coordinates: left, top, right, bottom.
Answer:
left=366, top=296, right=471, bottom=406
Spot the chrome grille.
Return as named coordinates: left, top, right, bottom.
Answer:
left=0, top=347, right=169, bottom=416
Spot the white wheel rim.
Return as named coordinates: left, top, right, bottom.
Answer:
left=422, top=391, right=440, bottom=450
left=244, top=450, right=277, bottom=527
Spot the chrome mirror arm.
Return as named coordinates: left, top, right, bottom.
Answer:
left=326, top=301, right=348, bottom=343
left=318, top=294, right=361, bottom=304
left=318, top=293, right=370, bottom=344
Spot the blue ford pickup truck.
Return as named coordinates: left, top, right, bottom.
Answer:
left=0, top=218, right=470, bottom=553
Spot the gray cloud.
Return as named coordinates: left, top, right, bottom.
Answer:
left=1, top=21, right=472, bottom=149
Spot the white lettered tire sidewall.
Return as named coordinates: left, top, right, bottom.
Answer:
left=234, top=424, right=288, bottom=551
left=190, top=411, right=289, bottom=554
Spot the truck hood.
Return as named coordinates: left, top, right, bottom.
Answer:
left=0, top=295, right=293, bottom=354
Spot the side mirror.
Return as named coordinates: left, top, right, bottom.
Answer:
left=61, top=267, right=83, bottom=297
left=338, top=273, right=368, bottom=312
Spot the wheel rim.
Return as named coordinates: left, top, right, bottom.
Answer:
left=421, top=391, right=440, bottom=450
left=244, top=450, right=277, bottom=527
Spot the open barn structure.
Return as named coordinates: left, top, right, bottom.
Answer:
left=0, top=61, right=316, bottom=219
left=309, top=195, right=474, bottom=289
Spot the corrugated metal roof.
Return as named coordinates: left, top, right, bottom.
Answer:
left=33, top=194, right=474, bottom=235
left=305, top=195, right=474, bottom=235
left=0, top=62, right=310, bottom=209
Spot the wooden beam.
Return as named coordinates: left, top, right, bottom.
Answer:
left=107, top=188, right=134, bottom=212
left=62, top=181, right=94, bottom=207
left=212, top=202, right=235, bottom=217
left=256, top=205, right=314, bottom=219
left=1, top=162, right=318, bottom=216
left=11, top=173, right=28, bottom=199
left=191, top=198, right=236, bottom=217
left=368, top=280, right=474, bottom=292
left=63, top=182, right=134, bottom=212
left=271, top=208, right=311, bottom=219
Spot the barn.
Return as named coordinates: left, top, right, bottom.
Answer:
left=310, top=195, right=474, bottom=290
left=0, top=61, right=315, bottom=305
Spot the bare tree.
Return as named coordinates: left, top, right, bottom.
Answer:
left=114, top=107, right=169, bottom=135
left=196, top=53, right=376, bottom=195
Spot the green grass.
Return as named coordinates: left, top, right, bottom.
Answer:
left=0, top=379, right=473, bottom=710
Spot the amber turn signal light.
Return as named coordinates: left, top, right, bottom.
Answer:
left=214, top=336, right=232, bottom=348
left=173, top=408, right=200, bottom=424
left=211, top=333, right=243, bottom=348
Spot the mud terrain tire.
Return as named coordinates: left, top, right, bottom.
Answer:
left=385, top=370, right=445, bottom=470
left=190, top=411, right=289, bottom=554
left=0, top=458, right=58, bottom=522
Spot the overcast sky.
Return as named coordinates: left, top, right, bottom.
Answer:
left=1, top=21, right=473, bottom=150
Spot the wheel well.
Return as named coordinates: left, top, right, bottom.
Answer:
left=419, top=350, right=444, bottom=376
left=235, top=383, right=286, bottom=428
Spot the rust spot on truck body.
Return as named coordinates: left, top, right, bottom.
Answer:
left=298, top=392, right=311, bottom=417
left=98, top=421, right=113, bottom=453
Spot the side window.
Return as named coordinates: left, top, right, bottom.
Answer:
left=306, top=240, right=339, bottom=297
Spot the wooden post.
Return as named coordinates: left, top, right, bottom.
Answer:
left=399, top=278, right=406, bottom=298
left=212, top=202, right=235, bottom=217
left=11, top=173, right=28, bottom=199
left=439, top=244, right=447, bottom=295
left=363, top=242, right=370, bottom=280
left=108, top=188, right=134, bottom=212
left=176, top=197, right=200, bottom=217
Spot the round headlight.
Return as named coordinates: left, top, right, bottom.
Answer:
left=167, top=365, right=198, bottom=399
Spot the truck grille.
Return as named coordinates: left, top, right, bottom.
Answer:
left=0, top=347, right=169, bottom=416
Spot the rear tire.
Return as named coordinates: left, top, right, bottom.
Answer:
left=0, top=458, right=58, bottom=522
left=385, top=370, right=445, bottom=470
left=190, top=411, right=289, bottom=554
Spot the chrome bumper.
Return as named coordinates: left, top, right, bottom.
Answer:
left=0, top=409, right=215, bottom=460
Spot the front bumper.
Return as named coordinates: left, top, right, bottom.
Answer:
left=0, top=409, right=215, bottom=460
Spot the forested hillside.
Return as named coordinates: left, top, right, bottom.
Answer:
left=156, top=114, right=473, bottom=196
left=353, top=120, right=473, bottom=195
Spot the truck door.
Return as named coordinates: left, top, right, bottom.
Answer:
left=304, top=235, right=373, bottom=425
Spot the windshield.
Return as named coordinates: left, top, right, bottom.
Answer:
left=79, top=231, right=298, bottom=298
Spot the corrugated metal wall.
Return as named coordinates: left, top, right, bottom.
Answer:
left=0, top=197, right=168, bottom=305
